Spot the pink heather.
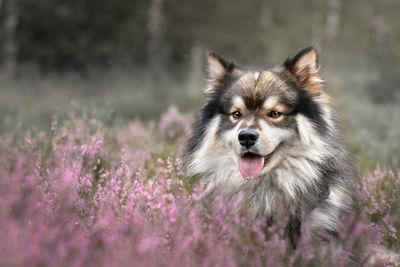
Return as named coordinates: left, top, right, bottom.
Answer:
left=0, top=107, right=398, bottom=266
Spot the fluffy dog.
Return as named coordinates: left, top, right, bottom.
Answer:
left=187, top=47, right=359, bottom=243
left=185, top=47, right=398, bottom=265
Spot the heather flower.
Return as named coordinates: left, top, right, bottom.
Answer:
left=0, top=112, right=398, bottom=266
left=158, top=106, right=192, bottom=143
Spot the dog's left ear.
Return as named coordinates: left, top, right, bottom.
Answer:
left=283, top=46, right=323, bottom=92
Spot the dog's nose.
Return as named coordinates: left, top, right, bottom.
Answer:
left=238, top=129, right=259, bottom=147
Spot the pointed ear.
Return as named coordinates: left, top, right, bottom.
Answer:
left=207, top=52, right=236, bottom=81
left=206, top=52, right=237, bottom=95
left=283, top=46, right=323, bottom=92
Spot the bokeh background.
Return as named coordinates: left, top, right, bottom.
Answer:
left=1, top=0, right=399, bottom=170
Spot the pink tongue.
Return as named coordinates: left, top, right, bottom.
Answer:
left=239, top=154, right=264, bottom=180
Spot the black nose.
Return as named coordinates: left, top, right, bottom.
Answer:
left=238, top=129, right=259, bottom=147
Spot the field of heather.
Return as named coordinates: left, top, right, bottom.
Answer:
left=1, top=0, right=400, bottom=265
left=0, top=105, right=399, bottom=266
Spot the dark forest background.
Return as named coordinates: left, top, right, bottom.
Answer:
left=0, top=0, right=399, bottom=169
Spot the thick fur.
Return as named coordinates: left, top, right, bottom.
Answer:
left=187, top=46, right=359, bottom=232
left=185, top=47, right=388, bottom=264
left=185, top=47, right=400, bottom=265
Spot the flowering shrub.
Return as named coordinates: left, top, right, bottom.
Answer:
left=362, top=168, right=400, bottom=248
left=0, top=108, right=398, bottom=266
left=158, top=106, right=192, bottom=143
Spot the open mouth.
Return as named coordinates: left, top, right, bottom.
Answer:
left=238, top=151, right=273, bottom=181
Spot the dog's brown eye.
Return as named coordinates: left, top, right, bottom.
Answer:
left=232, top=111, right=242, bottom=119
left=269, top=111, right=281, bottom=118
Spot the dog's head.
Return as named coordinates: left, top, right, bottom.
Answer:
left=188, top=47, right=332, bottom=182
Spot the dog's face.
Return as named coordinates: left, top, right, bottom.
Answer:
left=218, top=70, right=300, bottom=180
left=193, top=47, right=330, bottom=181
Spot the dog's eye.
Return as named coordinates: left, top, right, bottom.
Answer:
left=232, top=111, right=242, bottom=119
left=268, top=111, right=281, bottom=118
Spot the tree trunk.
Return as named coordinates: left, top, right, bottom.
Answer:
left=147, top=0, right=165, bottom=67
left=365, top=0, right=399, bottom=102
left=311, top=0, right=324, bottom=51
left=321, top=0, right=343, bottom=64
left=365, top=0, right=399, bottom=60
left=3, top=0, right=18, bottom=78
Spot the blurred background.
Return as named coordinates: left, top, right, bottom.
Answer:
left=0, top=0, right=399, bottom=170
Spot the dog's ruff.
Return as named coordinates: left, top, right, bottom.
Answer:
left=186, top=46, right=359, bottom=232
left=185, top=47, right=397, bottom=265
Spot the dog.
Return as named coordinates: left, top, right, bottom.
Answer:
left=185, top=46, right=372, bottom=261
left=185, top=47, right=400, bottom=265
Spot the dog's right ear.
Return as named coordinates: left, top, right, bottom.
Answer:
left=206, top=52, right=237, bottom=95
